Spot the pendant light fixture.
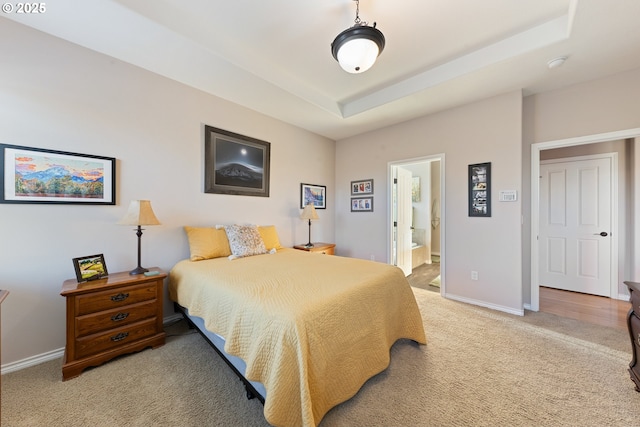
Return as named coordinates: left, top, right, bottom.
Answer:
left=331, top=0, right=385, bottom=74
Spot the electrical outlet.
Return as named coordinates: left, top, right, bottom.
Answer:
left=471, top=271, right=479, bottom=280
left=370, top=254, right=375, bottom=261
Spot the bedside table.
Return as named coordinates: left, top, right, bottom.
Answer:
left=60, top=268, right=167, bottom=381
left=624, top=281, right=640, bottom=392
left=293, top=242, right=336, bottom=255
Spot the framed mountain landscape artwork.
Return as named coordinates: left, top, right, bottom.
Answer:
left=300, top=183, right=326, bottom=209
left=0, top=144, right=115, bottom=204
left=204, top=125, right=271, bottom=197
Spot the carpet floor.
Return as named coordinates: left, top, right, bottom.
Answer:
left=2, top=288, right=636, bottom=426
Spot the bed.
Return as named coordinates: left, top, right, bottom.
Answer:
left=168, top=225, right=426, bottom=427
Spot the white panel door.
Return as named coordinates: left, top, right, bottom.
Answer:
left=539, top=157, right=612, bottom=296
left=397, top=167, right=413, bottom=276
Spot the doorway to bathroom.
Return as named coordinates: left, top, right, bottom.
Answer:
left=389, top=154, right=445, bottom=294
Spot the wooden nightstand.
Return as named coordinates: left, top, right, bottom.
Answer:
left=624, top=281, right=640, bottom=392
left=293, top=242, right=336, bottom=255
left=60, top=268, right=166, bottom=381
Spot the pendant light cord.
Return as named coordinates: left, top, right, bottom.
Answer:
left=353, top=0, right=367, bottom=26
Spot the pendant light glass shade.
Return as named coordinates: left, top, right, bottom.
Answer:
left=331, top=25, right=385, bottom=73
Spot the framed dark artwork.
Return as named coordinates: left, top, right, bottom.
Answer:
left=300, top=183, right=326, bottom=209
left=72, top=254, right=109, bottom=282
left=351, top=196, right=373, bottom=212
left=468, top=162, right=491, bottom=217
left=351, top=179, right=373, bottom=195
left=0, top=144, right=115, bottom=204
left=204, top=125, right=270, bottom=197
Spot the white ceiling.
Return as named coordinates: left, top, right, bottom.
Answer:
left=5, top=0, right=640, bottom=140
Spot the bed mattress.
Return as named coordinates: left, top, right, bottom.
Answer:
left=169, top=248, right=426, bottom=427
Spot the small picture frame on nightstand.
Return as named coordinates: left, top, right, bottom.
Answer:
left=72, top=254, right=108, bottom=282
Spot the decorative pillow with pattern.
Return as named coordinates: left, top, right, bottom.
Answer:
left=224, top=224, right=268, bottom=259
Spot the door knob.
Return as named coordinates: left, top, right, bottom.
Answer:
left=594, top=232, right=608, bottom=237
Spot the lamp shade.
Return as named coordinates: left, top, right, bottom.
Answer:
left=118, top=200, right=161, bottom=226
left=300, top=203, right=319, bottom=220
left=331, top=24, right=385, bottom=73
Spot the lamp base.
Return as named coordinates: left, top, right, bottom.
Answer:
left=129, top=266, right=149, bottom=275
left=304, top=242, right=315, bottom=248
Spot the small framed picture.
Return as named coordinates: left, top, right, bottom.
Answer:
left=351, top=179, right=373, bottom=195
left=72, top=254, right=109, bottom=282
left=351, top=197, right=373, bottom=212
left=300, top=183, right=326, bottom=209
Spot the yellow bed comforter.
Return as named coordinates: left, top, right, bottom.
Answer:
left=169, top=248, right=426, bottom=427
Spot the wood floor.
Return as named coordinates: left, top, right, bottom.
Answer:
left=409, top=263, right=629, bottom=330
left=539, top=286, right=629, bottom=330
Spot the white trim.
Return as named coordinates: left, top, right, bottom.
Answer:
left=388, top=153, right=446, bottom=296
left=163, top=313, right=183, bottom=324
left=1, top=347, right=64, bottom=375
left=446, top=293, right=524, bottom=316
left=1, top=314, right=186, bottom=375
left=530, top=127, right=640, bottom=311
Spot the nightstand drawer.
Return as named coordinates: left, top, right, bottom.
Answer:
left=75, top=300, right=158, bottom=337
left=75, top=318, right=158, bottom=359
left=75, top=283, right=157, bottom=315
left=315, top=247, right=334, bottom=255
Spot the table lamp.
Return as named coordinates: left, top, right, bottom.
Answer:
left=300, top=203, right=319, bottom=248
left=118, top=200, right=161, bottom=275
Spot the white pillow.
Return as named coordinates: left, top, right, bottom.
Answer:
left=223, top=224, right=267, bottom=259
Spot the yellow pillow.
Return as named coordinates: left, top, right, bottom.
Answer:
left=184, top=226, right=231, bottom=261
left=258, top=225, right=282, bottom=250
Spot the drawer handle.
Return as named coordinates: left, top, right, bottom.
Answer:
left=111, top=312, right=129, bottom=322
left=111, top=293, right=129, bottom=302
left=110, top=332, right=129, bottom=342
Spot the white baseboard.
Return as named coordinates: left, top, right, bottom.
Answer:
left=1, top=314, right=185, bottom=375
left=445, top=293, right=525, bottom=316
left=163, top=313, right=183, bottom=324
left=1, top=347, right=64, bottom=375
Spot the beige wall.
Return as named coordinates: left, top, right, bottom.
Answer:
left=0, top=20, right=335, bottom=366
left=336, top=91, right=524, bottom=314
left=523, top=68, right=640, bottom=144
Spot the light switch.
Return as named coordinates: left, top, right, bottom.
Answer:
left=499, top=190, right=517, bottom=202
